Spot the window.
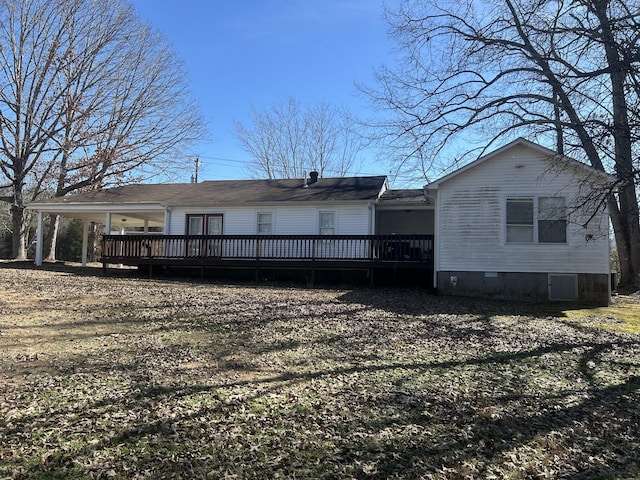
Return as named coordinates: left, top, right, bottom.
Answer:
left=319, top=211, right=335, bottom=235
left=506, top=197, right=567, bottom=244
left=257, top=212, right=272, bottom=234
left=187, top=215, right=204, bottom=235
left=186, top=214, right=223, bottom=235
left=538, top=197, right=566, bottom=243
left=506, top=198, right=534, bottom=242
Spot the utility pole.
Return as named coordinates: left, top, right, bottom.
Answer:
left=190, top=156, right=201, bottom=183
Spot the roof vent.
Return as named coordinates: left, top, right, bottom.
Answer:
left=309, top=171, right=319, bottom=184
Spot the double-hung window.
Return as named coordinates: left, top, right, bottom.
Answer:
left=506, top=198, right=534, bottom=243
left=319, top=211, right=335, bottom=235
left=538, top=197, right=566, bottom=243
left=257, top=212, right=273, bottom=234
left=506, top=197, right=566, bottom=243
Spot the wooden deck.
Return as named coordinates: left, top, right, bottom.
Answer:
left=102, top=234, right=434, bottom=283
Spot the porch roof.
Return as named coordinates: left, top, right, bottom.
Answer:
left=377, top=189, right=433, bottom=209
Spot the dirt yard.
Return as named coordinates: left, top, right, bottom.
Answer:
left=1, top=263, right=639, bottom=479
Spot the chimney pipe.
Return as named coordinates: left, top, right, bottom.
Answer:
left=309, top=171, right=319, bottom=184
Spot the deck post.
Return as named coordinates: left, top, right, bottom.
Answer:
left=255, top=237, right=261, bottom=281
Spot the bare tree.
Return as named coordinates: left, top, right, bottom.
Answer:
left=0, top=0, right=205, bottom=260
left=366, top=0, right=640, bottom=286
left=235, top=97, right=364, bottom=179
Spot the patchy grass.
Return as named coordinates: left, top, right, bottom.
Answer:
left=563, top=294, right=640, bottom=334
left=1, top=264, right=639, bottom=479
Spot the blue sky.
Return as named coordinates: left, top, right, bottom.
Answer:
left=130, top=0, right=397, bottom=182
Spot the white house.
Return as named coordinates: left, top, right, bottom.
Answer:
left=426, top=139, right=611, bottom=303
left=27, top=138, right=612, bottom=304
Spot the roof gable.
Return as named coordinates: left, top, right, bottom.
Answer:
left=426, top=138, right=612, bottom=189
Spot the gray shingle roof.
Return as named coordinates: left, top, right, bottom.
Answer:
left=34, top=176, right=388, bottom=206
left=378, top=189, right=429, bottom=203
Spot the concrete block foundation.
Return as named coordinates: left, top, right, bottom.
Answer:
left=437, top=271, right=610, bottom=305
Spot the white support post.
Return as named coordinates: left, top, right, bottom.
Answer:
left=163, top=207, right=171, bottom=234
left=35, top=211, right=44, bottom=266
left=105, top=212, right=112, bottom=234
left=81, top=221, right=89, bottom=267
left=144, top=219, right=149, bottom=234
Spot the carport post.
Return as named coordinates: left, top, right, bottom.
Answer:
left=35, top=211, right=43, bottom=266
left=81, top=220, right=89, bottom=267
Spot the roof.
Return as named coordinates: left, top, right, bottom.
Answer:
left=31, top=176, right=388, bottom=207
left=378, top=189, right=433, bottom=206
left=426, top=138, right=614, bottom=188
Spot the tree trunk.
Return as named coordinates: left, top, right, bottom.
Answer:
left=609, top=196, right=632, bottom=286
left=44, top=214, right=60, bottom=262
left=617, top=186, right=640, bottom=286
left=10, top=204, right=27, bottom=260
left=592, top=0, right=640, bottom=287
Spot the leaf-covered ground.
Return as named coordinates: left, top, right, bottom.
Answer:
left=1, top=264, right=639, bottom=479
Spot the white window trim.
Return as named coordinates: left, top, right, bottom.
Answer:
left=505, top=196, right=567, bottom=245
left=257, top=211, right=274, bottom=235
left=319, top=210, right=336, bottom=235
left=506, top=197, right=534, bottom=244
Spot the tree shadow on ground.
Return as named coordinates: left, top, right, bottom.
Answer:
left=2, top=264, right=640, bottom=479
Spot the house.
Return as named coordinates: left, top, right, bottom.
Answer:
left=426, top=139, right=611, bottom=304
left=27, top=138, right=612, bottom=304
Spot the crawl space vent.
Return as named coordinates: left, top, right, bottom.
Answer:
left=548, top=274, right=578, bottom=301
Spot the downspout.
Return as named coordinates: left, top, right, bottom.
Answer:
left=368, top=202, right=375, bottom=234
left=431, top=189, right=438, bottom=290
left=163, top=207, right=172, bottom=257
left=163, top=206, right=171, bottom=234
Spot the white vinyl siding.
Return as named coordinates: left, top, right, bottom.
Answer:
left=339, top=208, right=370, bottom=235
left=436, top=143, right=610, bottom=275
left=169, top=205, right=370, bottom=236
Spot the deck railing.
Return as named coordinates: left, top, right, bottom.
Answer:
left=102, top=234, right=434, bottom=264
